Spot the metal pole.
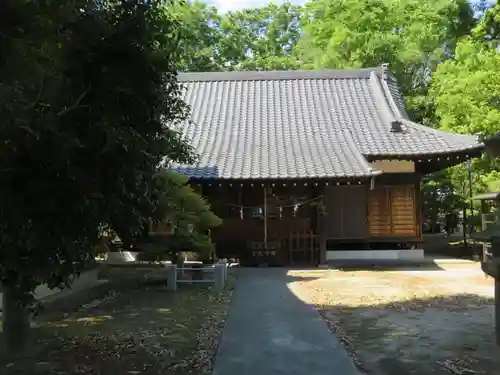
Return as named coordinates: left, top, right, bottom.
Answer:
left=463, top=207, right=468, bottom=250
left=468, top=160, right=474, bottom=230
left=468, top=159, right=476, bottom=253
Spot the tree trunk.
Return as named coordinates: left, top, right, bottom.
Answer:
left=1, top=285, right=31, bottom=356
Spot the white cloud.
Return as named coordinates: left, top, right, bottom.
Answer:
left=206, top=0, right=306, bottom=12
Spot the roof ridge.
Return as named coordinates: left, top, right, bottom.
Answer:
left=369, top=71, right=398, bottom=124
left=379, top=77, right=404, bottom=119
left=178, top=67, right=385, bottom=82
left=336, top=125, right=381, bottom=176
left=345, top=135, right=382, bottom=176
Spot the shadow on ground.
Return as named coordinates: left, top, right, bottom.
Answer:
left=242, top=259, right=449, bottom=271
left=1, top=267, right=497, bottom=375
left=282, top=266, right=499, bottom=375
left=424, top=233, right=483, bottom=260
left=328, top=259, right=447, bottom=271
left=315, top=294, right=498, bottom=375
left=0, top=276, right=236, bottom=375
left=236, top=267, right=498, bottom=375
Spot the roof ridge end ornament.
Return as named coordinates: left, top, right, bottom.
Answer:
left=390, top=119, right=403, bottom=133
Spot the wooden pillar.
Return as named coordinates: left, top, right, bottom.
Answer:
left=238, top=188, right=243, bottom=219
left=415, top=178, right=423, bottom=239
left=319, top=222, right=327, bottom=265
left=317, top=185, right=327, bottom=265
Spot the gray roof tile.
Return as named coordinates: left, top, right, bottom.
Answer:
left=170, top=67, right=482, bottom=179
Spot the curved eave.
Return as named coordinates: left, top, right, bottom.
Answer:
left=484, top=135, right=500, bottom=157
left=365, top=146, right=484, bottom=162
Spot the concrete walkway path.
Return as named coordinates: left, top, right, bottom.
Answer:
left=212, top=268, right=361, bottom=375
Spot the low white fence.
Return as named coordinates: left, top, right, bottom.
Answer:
left=166, top=260, right=228, bottom=292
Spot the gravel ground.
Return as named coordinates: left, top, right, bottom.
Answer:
left=287, top=265, right=499, bottom=375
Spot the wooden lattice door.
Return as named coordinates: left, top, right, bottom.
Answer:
left=368, top=185, right=418, bottom=237
left=288, top=230, right=319, bottom=265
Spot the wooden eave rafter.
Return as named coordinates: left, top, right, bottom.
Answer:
left=366, top=148, right=483, bottom=174
left=188, top=176, right=374, bottom=188
left=366, top=148, right=482, bottom=162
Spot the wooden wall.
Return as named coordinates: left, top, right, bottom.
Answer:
left=203, top=184, right=315, bottom=244
left=322, top=186, right=367, bottom=239
left=321, top=173, right=422, bottom=242
left=198, top=172, right=422, bottom=258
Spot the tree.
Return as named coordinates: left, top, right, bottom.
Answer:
left=218, top=3, right=303, bottom=70
left=422, top=170, right=466, bottom=232
left=296, top=0, right=474, bottom=97
left=430, top=3, right=500, bottom=222
left=470, top=103, right=500, bottom=347
left=0, top=0, right=194, bottom=354
left=473, top=0, right=500, bottom=46
left=431, top=39, right=500, bottom=136
left=170, top=1, right=303, bottom=71
left=429, top=1, right=500, bottom=135
left=169, top=0, right=224, bottom=72
left=136, top=171, right=222, bottom=262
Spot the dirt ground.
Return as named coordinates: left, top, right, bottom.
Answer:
left=0, top=273, right=237, bottom=375
left=288, top=263, right=500, bottom=375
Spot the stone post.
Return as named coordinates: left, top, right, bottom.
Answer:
left=166, top=264, right=177, bottom=292
left=214, top=263, right=225, bottom=292
left=219, top=259, right=228, bottom=282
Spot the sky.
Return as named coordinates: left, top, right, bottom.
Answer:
left=205, top=0, right=306, bottom=12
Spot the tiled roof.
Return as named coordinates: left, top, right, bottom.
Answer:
left=170, top=67, right=483, bottom=180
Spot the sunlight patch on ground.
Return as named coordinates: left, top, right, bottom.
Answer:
left=156, top=308, right=171, bottom=314
left=76, top=315, right=114, bottom=324
left=287, top=266, right=498, bottom=375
